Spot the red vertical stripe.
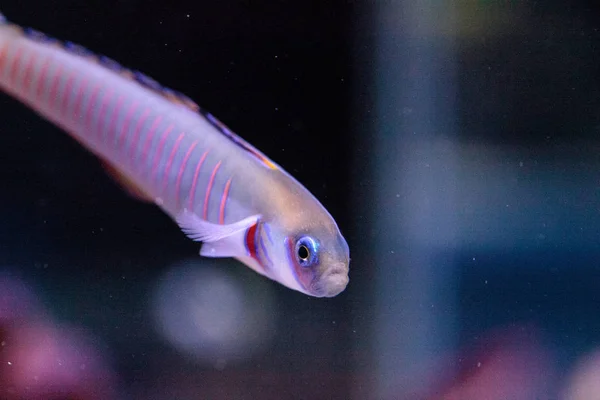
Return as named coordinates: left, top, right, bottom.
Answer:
left=8, top=47, right=23, bottom=85
left=105, top=95, right=125, bottom=144
left=150, top=124, right=174, bottom=181
left=117, top=101, right=139, bottom=148
left=203, top=161, right=222, bottom=220
left=174, top=140, right=199, bottom=206
left=47, top=63, right=64, bottom=110
left=139, top=116, right=163, bottom=165
left=21, top=51, right=36, bottom=92
left=219, top=178, right=232, bottom=224
left=71, top=78, right=89, bottom=121
left=60, top=72, right=76, bottom=117
left=83, top=85, right=102, bottom=129
left=90, top=88, right=113, bottom=137
left=161, top=132, right=185, bottom=191
left=34, top=56, right=52, bottom=100
left=84, top=85, right=106, bottom=136
left=128, top=109, right=150, bottom=159
left=188, top=150, right=209, bottom=210
left=245, top=223, right=260, bottom=263
left=0, top=43, right=9, bottom=74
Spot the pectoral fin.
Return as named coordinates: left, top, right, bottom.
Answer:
left=176, top=209, right=261, bottom=258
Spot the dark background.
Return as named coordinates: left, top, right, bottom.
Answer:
left=1, top=1, right=600, bottom=399
left=0, top=1, right=355, bottom=398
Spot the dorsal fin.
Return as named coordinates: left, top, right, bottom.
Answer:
left=21, top=23, right=279, bottom=170
left=22, top=27, right=201, bottom=113
left=200, top=111, right=279, bottom=170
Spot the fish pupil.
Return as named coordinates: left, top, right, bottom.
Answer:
left=298, top=245, right=310, bottom=261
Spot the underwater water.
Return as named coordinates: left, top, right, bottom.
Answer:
left=1, top=1, right=600, bottom=399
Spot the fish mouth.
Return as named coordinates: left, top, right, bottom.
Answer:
left=310, top=267, right=349, bottom=298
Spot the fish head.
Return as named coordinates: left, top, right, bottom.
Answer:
left=263, top=218, right=350, bottom=298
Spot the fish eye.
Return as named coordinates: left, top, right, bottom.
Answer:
left=295, top=236, right=318, bottom=267
left=297, top=244, right=310, bottom=261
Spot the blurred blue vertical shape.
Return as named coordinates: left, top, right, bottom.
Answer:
left=363, top=1, right=459, bottom=398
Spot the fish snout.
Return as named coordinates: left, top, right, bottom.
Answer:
left=311, top=265, right=349, bottom=297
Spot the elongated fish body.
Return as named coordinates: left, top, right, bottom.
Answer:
left=0, top=14, right=349, bottom=297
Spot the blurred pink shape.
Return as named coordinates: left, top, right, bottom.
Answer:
left=427, top=325, right=556, bottom=400
left=562, top=348, right=600, bottom=400
left=0, top=274, right=117, bottom=399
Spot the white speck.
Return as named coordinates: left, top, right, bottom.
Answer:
left=7, top=361, right=11, bottom=365
left=485, top=280, right=488, bottom=284
left=155, top=197, right=164, bottom=206
left=519, top=161, right=523, bottom=167
left=275, top=107, right=279, bottom=111
left=395, top=193, right=400, bottom=198
left=274, top=55, right=278, bottom=59
left=186, top=14, right=190, bottom=18
left=1, top=341, right=5, bottom=346
left=472, top=257, right=476, bottom=261
left=477, top=361, right=481, bottom=367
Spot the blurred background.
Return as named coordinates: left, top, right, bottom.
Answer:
left=1, top=1, right=600, bottom=399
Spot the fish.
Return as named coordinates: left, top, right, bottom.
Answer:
left=0, top=13, right=349, bottom=297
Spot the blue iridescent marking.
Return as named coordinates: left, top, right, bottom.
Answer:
left=64, top=41, right=95, bottom=58
left=296, top=236, right=319, bottom=268
left=202, top=112, right=278, bottom=169
left=134, top=71, right=162, bottom=92
left=258, top=231, right=273, bottom=268
left=263, top=223, right=274, bottom=244
left=23, top=27, right=59, bottom=46
left=99, top=56, right=124, bottom=73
